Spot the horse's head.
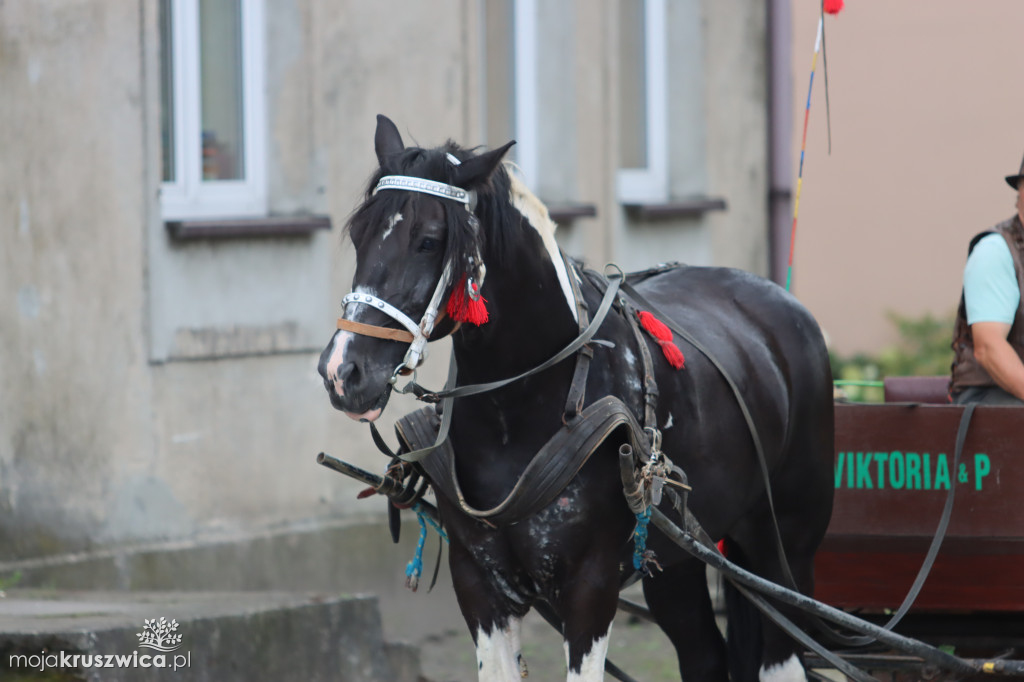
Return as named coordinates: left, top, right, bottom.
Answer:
left=319, top=115, right=514, bottom=420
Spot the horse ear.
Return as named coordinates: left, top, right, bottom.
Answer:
left=452, top=141, right=516, bottom=188
left=374, top=114, right=405, bottom=167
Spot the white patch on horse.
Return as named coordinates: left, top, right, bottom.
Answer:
left=621, top=347, right=642, bottom=394
left=324, top=331, right=354, bottom=397
left=663, top=413, right=674, bottom=430
left=507, top=169, right=578, bottom=324
left=327, top=285, right=381, bottom=396
left=759, top=654, right=806, bottom=682
left=564, top=626, right=612, bottom=682
left=468, top=546, right=529, bottom=606
left=475, top=619, right=524, bottom=681
left=381, top=212, right=402, bottom=242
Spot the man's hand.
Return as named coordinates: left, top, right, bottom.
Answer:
left=971, top=321, right=1024, bottom=400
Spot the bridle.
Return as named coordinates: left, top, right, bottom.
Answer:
left=336, top=172, right=483, bottom=381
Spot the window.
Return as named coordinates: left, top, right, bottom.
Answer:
left=159, top=0, right=266, bottom=219
left=616, top=0, right=667, bottom=204
left=482, top=0, right=585, bottom=216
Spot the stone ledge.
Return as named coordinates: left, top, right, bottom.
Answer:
left=0, top=591, right=420, bottom=682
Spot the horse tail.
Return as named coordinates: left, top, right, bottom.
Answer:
left=723, top=538, right=763, bottom=682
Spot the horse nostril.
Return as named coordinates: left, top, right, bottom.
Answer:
left=338, top=361, right=357, bottom=385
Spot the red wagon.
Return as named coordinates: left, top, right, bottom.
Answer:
left=816, top=378, right=1024, bottom=664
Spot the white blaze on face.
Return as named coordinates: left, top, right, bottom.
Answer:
left=508, top=171, right=579, bottom=324
left=475, top=618, right=525, bottom=681
left=382, top=212, right=403, bottom=242
left=324, top=286, right=386, bottom=421
left=759, top=654, right=806, bottom=682
left=564, top=626, right=611, bottom=682
left=323, top=330, right=354, bottom=398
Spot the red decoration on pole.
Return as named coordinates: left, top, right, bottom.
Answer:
left=446, top=274, right=489, bottom=326
left=824, top=0, right=843, bottom=15
left=637, top=311, right=685, bottom=370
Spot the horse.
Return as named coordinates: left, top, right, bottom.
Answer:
left=318, top=114, right=835, bottom=682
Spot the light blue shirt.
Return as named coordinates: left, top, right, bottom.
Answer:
left=964, top=233, right=1019, bottom=325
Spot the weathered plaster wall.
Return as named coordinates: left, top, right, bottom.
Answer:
left=0, top=0, right=469, bottom=563
left=0, top=1, right=155, bottom=558
left=0, top=0, right=772, bottom=566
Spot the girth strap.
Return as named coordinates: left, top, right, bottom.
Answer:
left=396, top=395, right=646, bottom=526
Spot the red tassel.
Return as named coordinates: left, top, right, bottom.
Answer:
left=717, top=539, right=728, bottom=557
left=824, top=0, right=843, bottom=15
left=446, top=274, right=489, bottom=326
left=638, top=310, right=673, bottom=342
left=661, top=341, right=686, bottom=370
left=356, top=487, right=377, bottom=499
left=637, top=311, right=685, bottom=370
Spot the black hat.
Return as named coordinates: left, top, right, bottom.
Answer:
left=1006, top=153, right=1024, bottom=189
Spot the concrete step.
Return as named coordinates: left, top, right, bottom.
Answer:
left=0, top=590, right=420, bottom=682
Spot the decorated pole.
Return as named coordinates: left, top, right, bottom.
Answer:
left=786, top=0, right=844, bottom=292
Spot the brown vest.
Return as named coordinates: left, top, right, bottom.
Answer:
left=950, top=216, right=1024, bottom=392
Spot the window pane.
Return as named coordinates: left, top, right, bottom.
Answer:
left=199, top=0, right=245, bottom=181
left=159, top=0, right=175, bottom=182
left=618, top=0, right=647, bottom=169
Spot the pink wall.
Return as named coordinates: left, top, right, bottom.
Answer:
left=789, top=1, right=1024, bottom=354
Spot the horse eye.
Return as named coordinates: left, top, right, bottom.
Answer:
left=418, top=237, right=441, bottom=253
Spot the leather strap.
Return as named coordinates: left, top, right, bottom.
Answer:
left=840, top=402, right=976, bottom=644
left=618, top=280, right=800, bottom=593
left=337, top=318, right=415, bottom=343
left=397, top=396, right=646, bottom=526
left=562, top=254, right=593, bottom=422
left=402, top=270, right=623, bottom=402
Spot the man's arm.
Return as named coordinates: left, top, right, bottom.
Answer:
left=971, top=321, right=1024, bottom=400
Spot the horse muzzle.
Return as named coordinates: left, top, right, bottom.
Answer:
left=318, top=331, right=397, bottom=422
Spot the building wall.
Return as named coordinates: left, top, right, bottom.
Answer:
left=0, top=0, right=772, bottom=564
left=790, top=1, right=1024, bottom=355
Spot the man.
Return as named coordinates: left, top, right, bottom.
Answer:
left=950, top=153, right=1024, bottom=405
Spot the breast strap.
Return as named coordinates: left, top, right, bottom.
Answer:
left=396, top=396, right=646, bottom=527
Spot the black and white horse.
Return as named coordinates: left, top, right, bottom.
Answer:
left=319, top=115, right=835, bottom=682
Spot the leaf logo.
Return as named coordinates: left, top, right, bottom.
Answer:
left=136, top=617, right=184, bottom=652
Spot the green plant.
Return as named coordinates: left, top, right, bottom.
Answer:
left=831, top=310, right=955, bottom=403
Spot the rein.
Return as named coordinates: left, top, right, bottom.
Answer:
left=384, top=263, right=624, bottom=465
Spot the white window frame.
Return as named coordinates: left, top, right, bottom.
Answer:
left=512, top=0, right=539, bottom=187
left=161, top=0, right=267, bottom=220
left=616, top=0, right=668, bottom=204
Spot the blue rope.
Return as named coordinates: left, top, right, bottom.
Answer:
left=415, top=503, right=448, bottom=542
left=405, top=504, right=448, bottom=591
left=405, top=513, right=427, bottom=590
left=632, top=506, right=652, bottom=571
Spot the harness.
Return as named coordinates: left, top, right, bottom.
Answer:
left=335, top=172, right=717, bottom=556
left=337, top=174, right=483, bottom=376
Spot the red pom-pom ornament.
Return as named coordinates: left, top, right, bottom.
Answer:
left=446, top=274, right=489, bottom=326
left=824, top=0, right=843, bottom=15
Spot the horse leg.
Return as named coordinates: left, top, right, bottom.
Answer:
left=475, top=616, right=527, bottom=680
left=725, top=516, right=822, bottom=682
left=556, top=558, right=621, bottom=681
left=448, top=537, right=529, bottom=681
left=642, top=558, right=729, bottom=681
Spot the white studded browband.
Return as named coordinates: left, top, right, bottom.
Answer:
left=373, top=175, right=476, bottom=210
